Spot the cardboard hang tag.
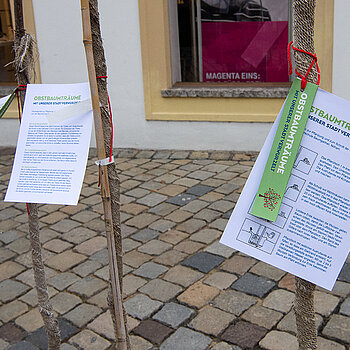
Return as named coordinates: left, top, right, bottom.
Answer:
left=250, top=78, right=318, bottom=222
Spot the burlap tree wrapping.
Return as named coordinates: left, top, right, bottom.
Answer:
left=292, top=1, right=318, bottom=349
left=13, top=1, right=61, bottom=349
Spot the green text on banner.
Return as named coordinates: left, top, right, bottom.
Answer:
left=251, top=78, right=318, bottom=221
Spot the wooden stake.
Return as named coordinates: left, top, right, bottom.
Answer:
left=80, top=1, right=128, bottom=349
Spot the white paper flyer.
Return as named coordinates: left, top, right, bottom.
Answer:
left=5, top=83, right=93, bottom=205
left=220, top=88, right=350, bottom=290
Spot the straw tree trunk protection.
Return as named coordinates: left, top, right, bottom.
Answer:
left=13, top=1, right=61, bottom=349
left=292, top=1, right=318, bottom=349
left=81, top=1, right=130, bottom=349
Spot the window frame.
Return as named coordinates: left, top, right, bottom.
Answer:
left=138, top=0, right=334, bottom=122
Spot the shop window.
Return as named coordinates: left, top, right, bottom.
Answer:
left=173, top=0, right=290, bottom=84
left=0, top=0, right=15, bottom=87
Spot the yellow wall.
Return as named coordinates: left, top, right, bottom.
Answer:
left=139, top=0, right=334, bottom=122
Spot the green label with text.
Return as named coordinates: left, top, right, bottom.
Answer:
left=250, top=78, right=318, bottom=221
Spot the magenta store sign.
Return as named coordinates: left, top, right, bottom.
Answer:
left=202, top=21, right=289, bottom=83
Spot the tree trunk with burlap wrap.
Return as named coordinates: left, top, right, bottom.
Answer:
left=292, top=1, right=318, bottom=349
left=13, top=1, right=61, bottom=349
left=87, top=1, right=131, bottom=348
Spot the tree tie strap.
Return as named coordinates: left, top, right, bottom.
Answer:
left=288, top=41, right=320, bottom=90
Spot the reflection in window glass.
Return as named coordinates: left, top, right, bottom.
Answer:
left=177, top=0, right=289, bottom=83
left=0, top=0, right=15, bottom=85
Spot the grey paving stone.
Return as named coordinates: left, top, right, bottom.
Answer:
left=190, top=228, right=221, bottom=244
left=188, top=170, right=214, bottom=181
left=0, top=247, right=16, bottom=264
left=148, top=202, right=178, bottom=216
left=208, top=200, right=235, bottom=213
left=182, top=252, right=224, bottom=273
left=216, top=183, right=240, bottom=194
left=182, top=200, right=209, bottom=213
left=50, top=219, right=80, bottom=233
left=90, top=248, right=109, bottom=265
left=139, top=279, right=183, bottom=302
left=124, top=188, right=150, bottom=198
left=0, top=230, right=23, bottom=244
left=47, top=272, right=81, bottom=291
left=0, top=280, right=30, bottom=302
left=137, top=193, right=168, bottom=207
left=72, top=260, right=102, bottom=277
left=7, top=341, right=39, bottom=350
left=123, top=238, right=142, bottom=253
left=68, top=276, right=106, bottom=298
left=212, top=290, right=257, bottom=316
left=204, top=272, right=237, bottom=290
left=263, top=290, right=294, bottom=314
left=51, top=292, right=82, bottom=315
left=209, top=218, right=228, bottom=230
left=194, top=207, right=221, bottom=222
left=259, top=330, right=298, bottom=350
left=138, top=240, right=172, bottom=256
left=121, top=224, right=138, bottom=238
left=160, top=327, right=212, bottom=350
left=186, top=185, right=214, bottom=196
left=153, top=151, right=172, bottom=159
left=134, top=262, right=168, bottom=279
left=7, top=237, right=31, bottom=254
left=153, top=302, right=194, bottom=328
left=323, top=314, right=350, bottom=343
left=124, top=294, right=163, bottom=320
left=149, top=219, right=176, bottom=233
left=204, top=241, right=235, bottom=258
left=340, top=297, right=350, bottom=316
left=231, top=273, right=275, bottom=298
left=132, top=229, right=160, bottom=243
left=61, top=227, right=96, bottom=244
left=176, top=219, right=206, bottom=233
left=64, top=303, right=101, bottom=327
left=338, top=263, right=350, bottom=282
left=170, top=151, right=190, bottom=159
left=166, top=193, right=197, bottom=206
left=314, top=291, right=339, bottom=316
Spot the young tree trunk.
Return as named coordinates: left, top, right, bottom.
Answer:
left=13, top=1, right=61, bottom=349
left=292, top=1, right=318, bottom=349
left=81, top=1, right=130, bottom=348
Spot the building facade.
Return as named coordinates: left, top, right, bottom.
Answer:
left=0, top=0, right=348, bottom=151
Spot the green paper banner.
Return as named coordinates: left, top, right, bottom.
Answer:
left=0, top=91, right=16, bottom=119
left=250, top=78, right=318, bottom=221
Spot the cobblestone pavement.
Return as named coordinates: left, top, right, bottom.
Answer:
left=1, top=148, right=350, bottom=350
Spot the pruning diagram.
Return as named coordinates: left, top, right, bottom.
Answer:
left=237, top=219, right=280, bottom=254
left=285, top=174, right=306, bottom=202
left=293, top=146, right=317, bottom=175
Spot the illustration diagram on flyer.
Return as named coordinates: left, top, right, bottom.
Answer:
left=293, top=146, right=318, bottom=175
left=285, top=174, right=306, bottom=202
left=237, top=219, right=280, bottom=254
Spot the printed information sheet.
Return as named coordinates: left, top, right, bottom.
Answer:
left=5, top=83, right=93, bottom=205
left=221, top=88, right=350, bottom=290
